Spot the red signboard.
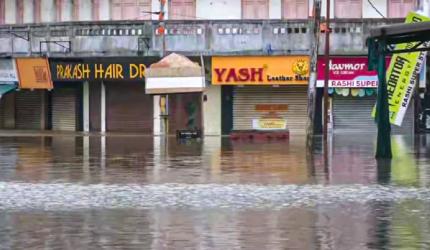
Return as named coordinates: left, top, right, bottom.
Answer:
left=317, top=57, right=391, bottom=88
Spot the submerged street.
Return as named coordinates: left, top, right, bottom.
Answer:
left=0, top=134, right=429, bottom=249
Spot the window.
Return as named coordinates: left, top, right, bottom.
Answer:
left=169, top=0, right=196, bottom=20
left=283, top=0, right=309, bottom=19
left=335, top=0, right=362, bottom=18
left=388, top=0, right=415, bottom=18
left=242, top=0, right=269, bottom=19
left=111, top=0, right=151, bottom=20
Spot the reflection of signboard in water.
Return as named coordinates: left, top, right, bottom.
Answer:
left=252, top=118, right=287, bottom=130
left=255, top=104, right=288, bottom=112
left=253, top=104, right=288, bottom=130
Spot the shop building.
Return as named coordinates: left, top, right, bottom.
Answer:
left=146, top=53, right=207, bottom=136
left=316, top=56, right=419, bottom=134
left=213, top=56, right=310, bottom=135
left=0, top=58, right=52, bottom=130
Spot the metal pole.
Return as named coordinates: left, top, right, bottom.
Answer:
left=323, top=0, right=330, bottom=142
left=158, top=0, right=168, bottom=135
left=375, top=39, right=392, bottom=158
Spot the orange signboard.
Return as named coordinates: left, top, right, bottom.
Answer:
left=16, top=58, right=53, bottom=89
left=212, top=56, right=310, bottom=85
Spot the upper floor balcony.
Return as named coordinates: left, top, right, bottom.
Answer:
left=0, top=18, right=403, bottom=57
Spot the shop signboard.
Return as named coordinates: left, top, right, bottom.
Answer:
left=252, top=118, right=287, bottom=130
left=212, top=56, right=310, bottom=85
left=50, top=60, right=146, bottom=81
left=316, top=57, right=391, bottom=88
left=0, top=59, right=18, bottom=83
left=145, top=53, right=205, bottom=94
left=16, top=58, right=53, bottom=89
left=371, top=12, right=429, bottom=126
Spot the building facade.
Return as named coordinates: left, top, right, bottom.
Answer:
left=0, top=0, right=425, bottom=135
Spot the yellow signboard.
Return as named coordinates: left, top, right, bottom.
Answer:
left=212, top=56, right=310, bottom=85
left=372, top=12, right=430, bottom=126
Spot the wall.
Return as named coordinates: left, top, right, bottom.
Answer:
left=99, top=0, right=110, bottom=20
left=61, top=0, right=73, bottom=22
left=203, top=85, right=221, bottom=136
left=41, top=0, right=55, bottom=22
left=2, top=0, right=394, bottom=24
left=152, top=0, right=169, bottom=20
left=197, top=0, right=241, bottom=19
left=23, top=0, right=34, bottom=23
left=269, top=0, right=282, bottom=19
left=79, top=0, right=92, bottom=21
left=363, top=0, right=387, bottom=18
left=320, top=0, right=335, bottom=18
left=5, top=0, right=16, bottom=24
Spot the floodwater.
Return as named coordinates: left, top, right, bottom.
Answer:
left=0, top=134, right=430, bottom=249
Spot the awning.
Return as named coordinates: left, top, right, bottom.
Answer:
left=145, top=53, right=205, bottom=94
left=0, top=84, right=17, bottom=99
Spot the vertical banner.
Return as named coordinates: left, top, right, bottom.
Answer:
left=372, top=12, right=430, bottom=126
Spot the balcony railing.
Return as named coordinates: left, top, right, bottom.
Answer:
left=0, top=18, right=404, bottom=57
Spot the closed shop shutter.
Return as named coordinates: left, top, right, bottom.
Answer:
left=106, top=82, right=153, bottom=133
left=0, top=97, right=4, bottom=128
left=233, top=86, right=308, bottom=134
left=52, top=88, right=77, bottom=131
left=168, top=93, right=202, bottom=134
left=332, top=96, right=414, bottom=134
left=15, top=90, right=43, bottom=130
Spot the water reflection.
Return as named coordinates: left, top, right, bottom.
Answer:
left=0, top=134, right=429, bottom=249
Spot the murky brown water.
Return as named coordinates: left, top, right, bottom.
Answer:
left=0, top=134, right=430, bottom=249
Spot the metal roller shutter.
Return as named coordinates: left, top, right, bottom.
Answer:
left=15, top=90, right=43, bottom=130
left=332, top=96, right=414, bottom=134
left=233, top=86, right=308, bottom=134
left=52, top=88, right=77, bottom=131
left=0, top=97, right=4, bottom=128
left=106, top=82, right=153, bottom=133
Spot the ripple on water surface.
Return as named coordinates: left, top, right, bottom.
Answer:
left=0, top=182, right=429, bottom=210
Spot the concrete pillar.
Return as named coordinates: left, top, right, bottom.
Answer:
left=153, top=95, right=161, bottom=135
left=203, top=85, right=222, bottom=136
left=100, top=136, right=106, bottom=181
left=101, top=81, right=106, bottom=133
left=83, top=136, right=90, bottom=182
left=83, top=81, right=90, bottom=132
